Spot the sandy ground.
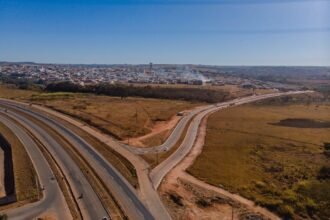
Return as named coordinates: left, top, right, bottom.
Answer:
left=37, top=212, right=58, bottom=220
left=0, top=148, right=5, bottom=198
left=159, top=114, right=280, bottom=220
left=125, top=114, right=183, bottom=147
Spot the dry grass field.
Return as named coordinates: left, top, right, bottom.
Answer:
left=0, top=84, right=272, bottom=141
left=0, top=84, right=39, bottom=100
left=0, top=121, right=38, bottom=203
left=0, top=84, right=201, bottom=140
left=29, top=92, right=201, bottom=140
left=188, top=95, right=330, bottom=219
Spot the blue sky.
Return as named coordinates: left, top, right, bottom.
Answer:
left=0, top=0, right=329, bottom=65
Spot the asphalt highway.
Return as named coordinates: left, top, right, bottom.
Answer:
left=0, top=105, right=109, bottom=220
left=0, top=100, right=155, bottom=220
left=0, top=90, right=312, bottom=220
left=24, top=101, right=173, bottom=220
left=0, top=113, right=71, bottom=220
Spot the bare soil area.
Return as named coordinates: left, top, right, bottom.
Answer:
left=160, top=178, right=242, bottom=220
left=37, top=212, right=58, bottom=220
left=0, top=148, right=4, bottom=198
left=125, top=114, right=182, bottom=147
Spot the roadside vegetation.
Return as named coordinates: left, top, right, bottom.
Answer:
left=0, top=84, right=39, bottom=100
left=0, top=122, right=38, bottom=206
left=188, top=93, right=330, bottom=219
left=45, top=81, right=231, bottom=103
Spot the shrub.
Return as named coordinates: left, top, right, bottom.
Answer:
left=318, top=166, right=330, bottom=180
left=196, top=198, right=211, bottom=207
left=169, top=193, right=184, bottom=206
left=324, top=143, right=330, bottom=151
left=277, top=205, right=294, bottom=219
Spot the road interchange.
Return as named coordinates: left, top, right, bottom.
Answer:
left=0, top=90, right=313, bottom=219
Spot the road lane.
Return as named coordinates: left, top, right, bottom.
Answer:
left=125, top=91, right=313, bottom=156
left=0, top=107, right=109, bottom=220
left=0, top=113, right=71, bottom=220
left=122, top=105, right=213, bottom=155
left=150, top=91, right=313, bottom=188
left=0, top=101, right=155, bottom=220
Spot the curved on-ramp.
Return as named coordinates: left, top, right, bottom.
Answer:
left=150, top=91, right=313, bottom=188
left=0, top=106, right=109, bottom=220
left=0, top=113, right=71, bottom=220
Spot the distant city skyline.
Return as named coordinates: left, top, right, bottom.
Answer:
left=1, top=0, right=329, bottom=66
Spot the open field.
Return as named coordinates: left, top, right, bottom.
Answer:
left=0, top=121, right=38, bottom=203
left=188, top=94, right=330, bottom=219
left=0, top=84, right=274, bottom=142
left=29, top=93, right=201, bottom=140
left=0, top=85, right=201, bottom=140
left=0, top=84, right=39, bottom=100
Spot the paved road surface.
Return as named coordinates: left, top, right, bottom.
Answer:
left=125, top=91, right=313, bottom=156
left=0, top=100, right=154, bottom=220
left=122, top=105, right=212, bottom=155
left=0, top=90, right=311, bottom=219
left=0, top=106, right=109, bottom=220
left=3, top=99, right=172, bottom=220
left=150, top=91, right=313, bottom=188
left=0, top=113, right=71, bottom=220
